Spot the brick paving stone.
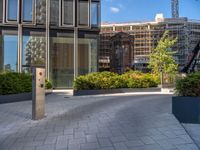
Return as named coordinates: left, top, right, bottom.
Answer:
left=44, top=136, right=57, bottom=144
left=113, top=142, right=128, bottom=150
left=97, top=138, right=113, bottom=147
left=81, top=142, right=99, bottom=150
left=0, top=94, right=199, bottom=150
left=36, top=144, right=55, bottom=150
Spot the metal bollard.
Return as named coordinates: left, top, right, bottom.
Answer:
left=32, top=67, right=45, bottom=120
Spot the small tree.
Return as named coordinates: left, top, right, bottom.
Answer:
left=148, top=30, right=178, bottom=76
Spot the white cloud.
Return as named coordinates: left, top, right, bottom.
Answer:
left=110, top=7, right=120, bottom=13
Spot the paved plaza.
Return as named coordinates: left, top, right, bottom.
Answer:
left=0, top=93, right=199, bottom=150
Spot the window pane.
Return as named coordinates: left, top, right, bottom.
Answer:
left=78, top=0, right=89, bottom=26
left=50, top=0, right=59, bottom=25
left=78, top=34, right=98, bottom=75
left=0, top=34, right=18, bottom=72
left=7, top=0, right=18, bottom=21
left=50, top=33, right=74, bottom=88
left=91, top=3, right=98, bottom=26
left=22, top=33, right=46, bottom=73
left=36, top=0, right=46, bottom=24
left=23, top=0, right=33, bottom=21
left=0, top=33, right=2, bottom=71
left=63, top=0, right=73, bottom=25
left=0, top=0, right=3, bottom=22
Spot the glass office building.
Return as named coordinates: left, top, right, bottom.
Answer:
left=0, top=0, right=100, bottom=88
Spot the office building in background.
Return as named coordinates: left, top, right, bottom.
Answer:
left=100, top=15, right=200, bottom=73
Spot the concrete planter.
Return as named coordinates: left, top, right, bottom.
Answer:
left=0, top=93, right=32, bottom=104
left=0, top=90, right=52, bottom=104
left=172, top=96, right=200, bottom=123
left=73, top=87, right=161, bottom=96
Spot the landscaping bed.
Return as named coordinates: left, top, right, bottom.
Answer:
left=74, top=87, right=161, bottom=96
left=73, top=71, right=159, bottom=96
left=172, top=72, right=200, bottom=123
left=0, top=72, right=52, bottom=104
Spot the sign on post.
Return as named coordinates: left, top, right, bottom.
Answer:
left=32, top=67, right=45, bottom=120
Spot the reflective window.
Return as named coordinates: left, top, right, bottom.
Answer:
left=63, top=0, right=74, bottom=25
left=22, top=0, right=33, bottom=22
left=22, top=32, right=46, bottom=73
left=36, top=0, right=46, bottom=24
left=78, top=33, right=98, bottom=75
left=0, top=0, right=3, bottom=22
left=78, top=0, right=89, bottom=26
left=91, top=2, right=99, bottom=26
left=50, top=32, right=74, bottom=88
left=7, top=0, right=18, bottom=21
left=50, top=0, right=59, bottom=25
left=0, top=34, right=18, bottom=72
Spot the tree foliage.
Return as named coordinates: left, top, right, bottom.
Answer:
left=148, top=30, right=178, bottom=75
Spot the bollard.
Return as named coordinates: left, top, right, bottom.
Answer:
left=32, top=67, right=45, bottom=120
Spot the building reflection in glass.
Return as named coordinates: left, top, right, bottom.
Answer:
left=50, top=33, right=74, bottom=88
left=0, top=35, right=18, bottom=72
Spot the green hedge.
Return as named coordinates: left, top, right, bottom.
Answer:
left=176, top=72, right=200, bottom=97
left=0, top=72, right=52, bottom=95
left=74, top=71, right=159, bottom=90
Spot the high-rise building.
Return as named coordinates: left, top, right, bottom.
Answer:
left=100, top=16, right=200, bottom=73
left=0, top=0, right=101, bottom=88
left=172, top=0, right=179, bottom=18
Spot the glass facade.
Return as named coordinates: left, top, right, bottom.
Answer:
left=78, top=0, right=89, bottom=26
left=7, top=0, right=18, bottom=21
left=0, top=0, right=100, bottom=88
left=91, top=2, right=99, bottom=26
left=78, top=33, right=98, bottom=75
left=0, top=1, right=3, bottom=23
left=63, top=0, right=74, bottom=25
left=50, top=32, right=74, bottom=88
left=22, top=0, right=33, bottom=22
left=22, top=30, right=46, bottom=73
left=36, top=0, right=46, bottom=24
left=50, top=0, right=59, bottom=26
left=0, top=31, right=18, bottom=72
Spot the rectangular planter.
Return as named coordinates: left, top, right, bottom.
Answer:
left=172, top=96, right=200, bottom=123
left=0, top=93, right=32, bottom=104
left=0, top=90, right=52, bottom=104
left=73, top=87, right=161, bottom=96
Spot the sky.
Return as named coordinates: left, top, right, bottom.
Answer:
left=101, top=0, right=200, bottom=23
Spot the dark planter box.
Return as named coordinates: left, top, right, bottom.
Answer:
left=73, top=87, right=161, bottom=96
left=172, top=96, right=200, bottom=124
left=0, top=93, right=32, bottom=104
left=0, top=90, right=52, bottom=104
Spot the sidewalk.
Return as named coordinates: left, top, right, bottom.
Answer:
left=0, top=93, right=199, bottom=150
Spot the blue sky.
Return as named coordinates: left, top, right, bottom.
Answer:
left=101, top=0, right=200, bottom=23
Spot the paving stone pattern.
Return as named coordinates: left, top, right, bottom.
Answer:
left=183, top=124, right=200, bottom=149
left=0, top=94, right=199, bottom=150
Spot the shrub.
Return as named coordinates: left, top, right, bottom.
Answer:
left=45, top=79, right=53, bottom=89
left=0, top=72, right=53, bottom=95
left=0, top=72, right=32, bottom=95
left=175, top=72, right=200, bottom=97
left=74, top=71, right=158, bottom=90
